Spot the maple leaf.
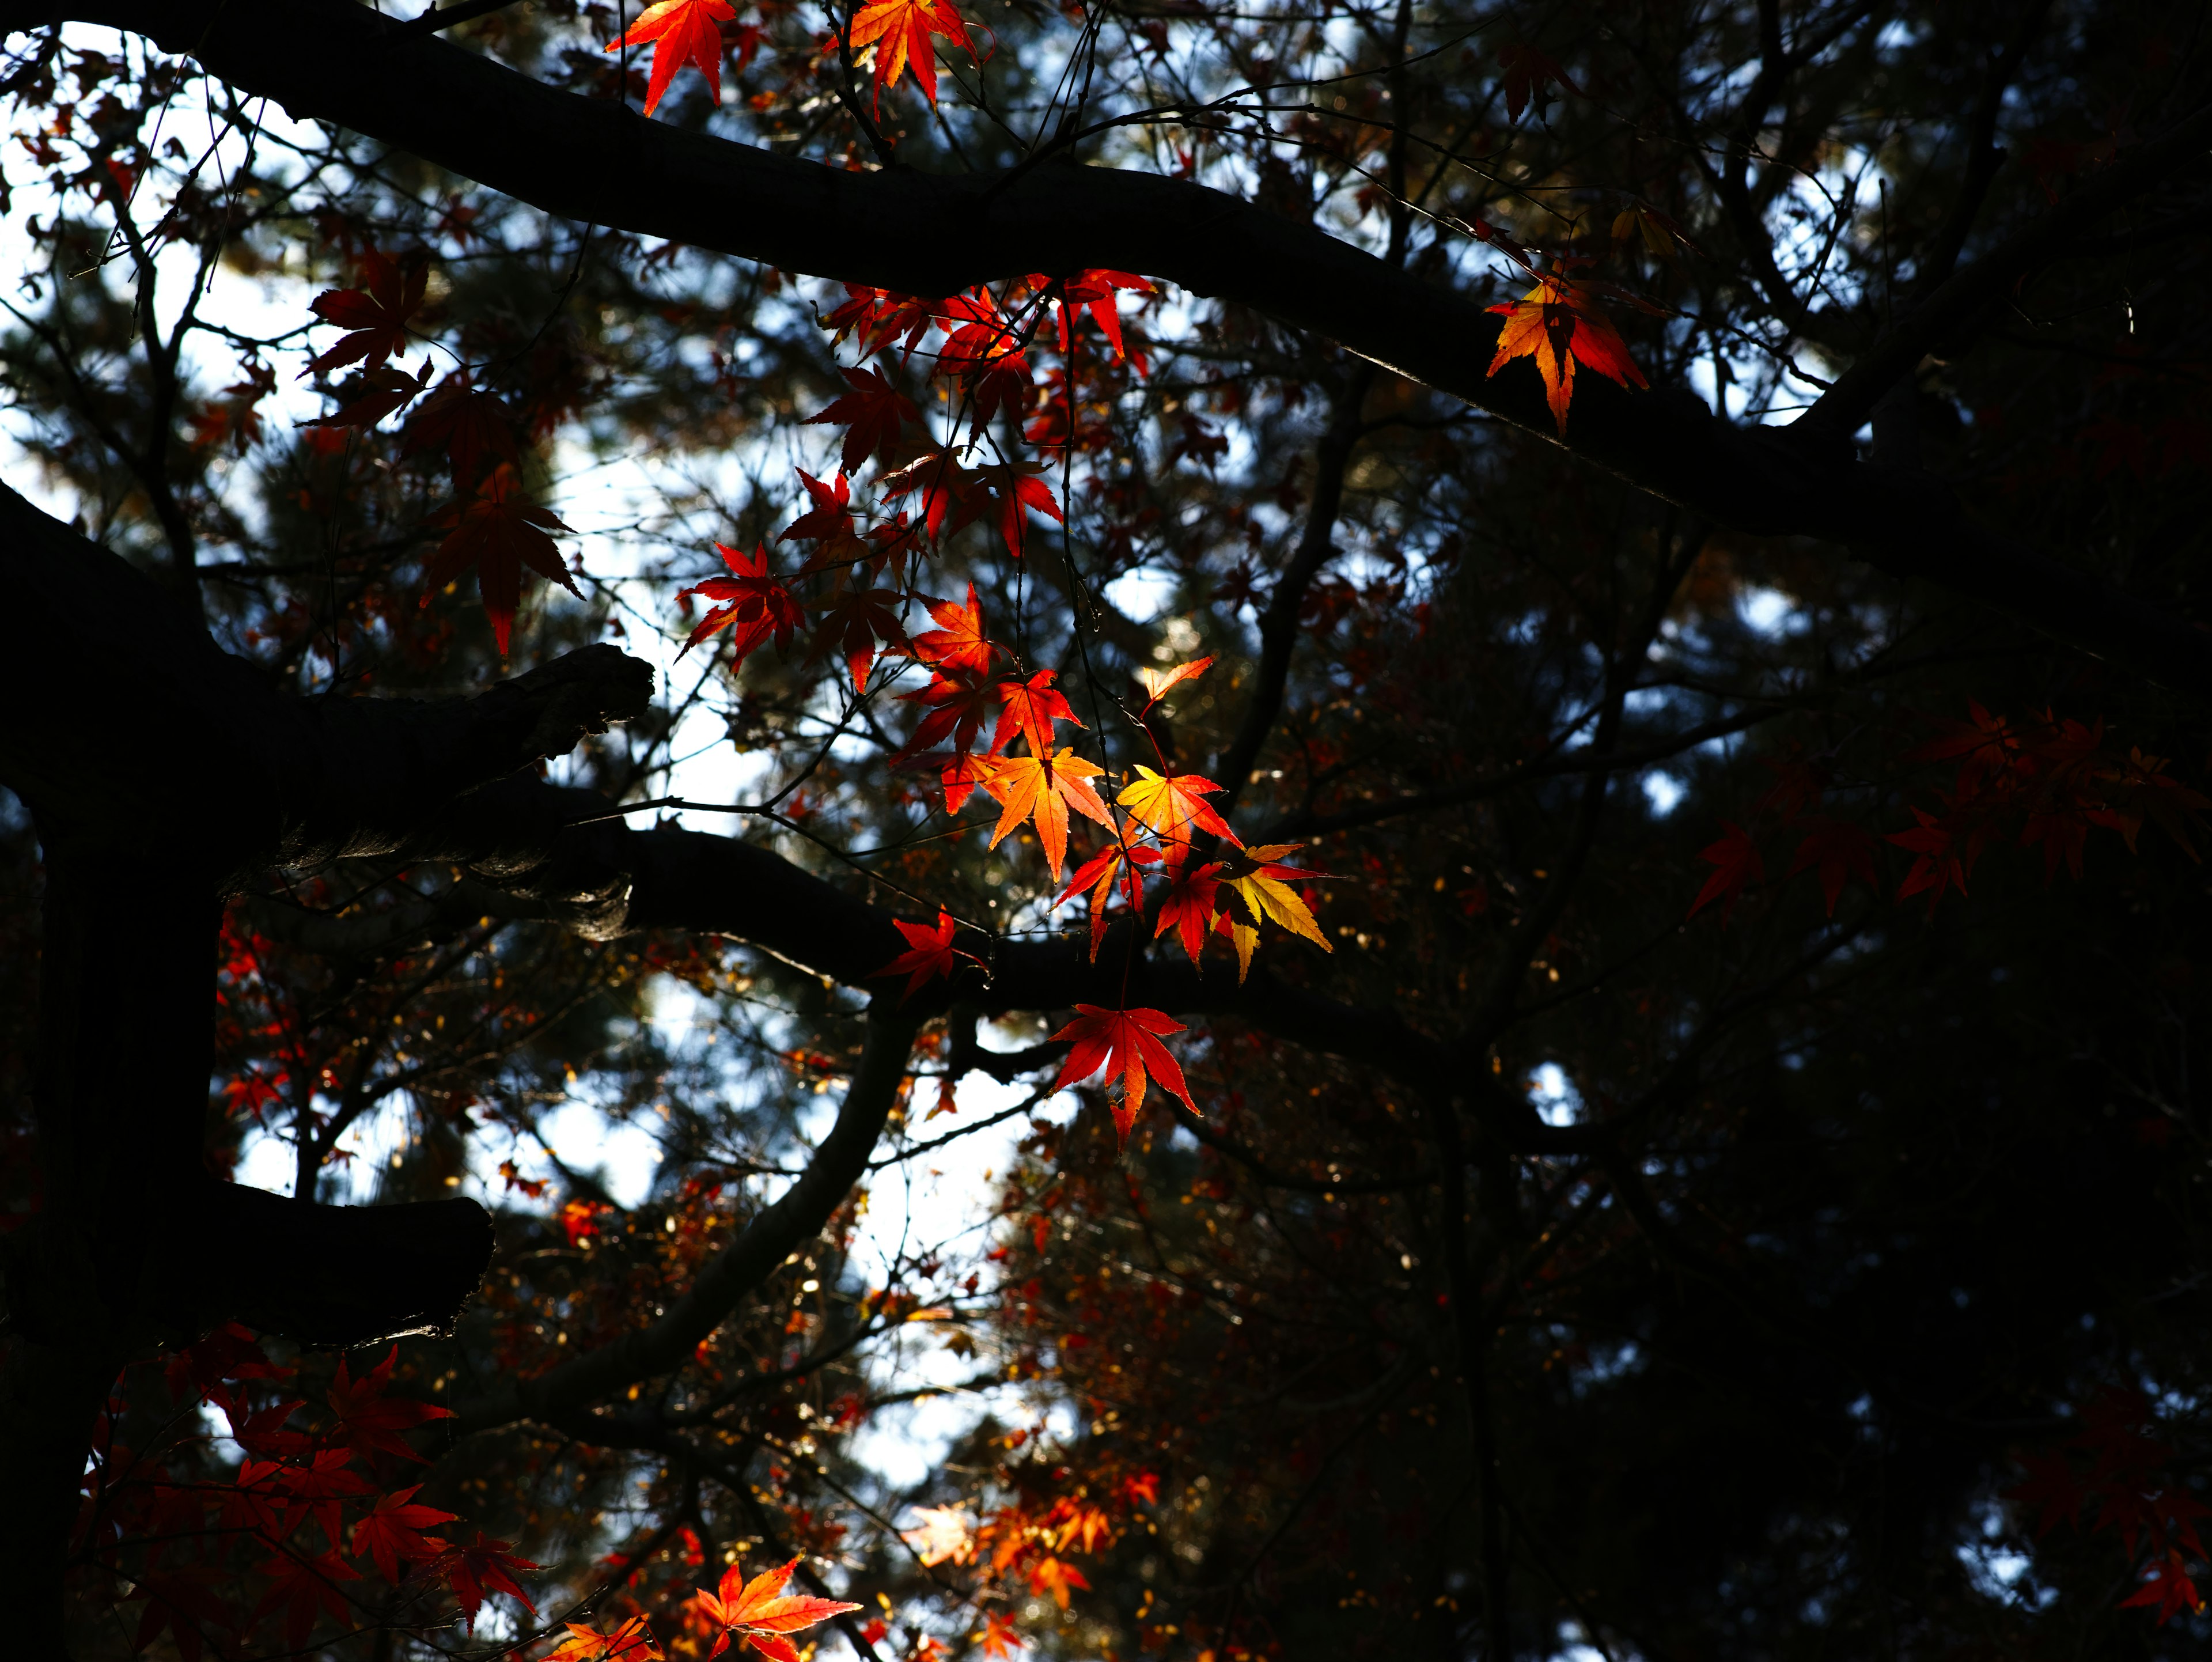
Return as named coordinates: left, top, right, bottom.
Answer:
left=848, top=0, right=974, bottom=105
left=1786, top=818, right=1876, bottom=917
left=1057, top=838, right=1157, bottom=960
left=978, top=748, right=1114, bottom=881
left=308, top=247, right=427, bottom=374
left=2119, top=1550, right=2205, bottom=1625
left=435, top=1531, right=540, bottom=1631
left=351, top=1485, right=459, bottom=1583
left=965, top=460, right=1063, bottom=557
left=676, top=542, right=804, bottom=670
left=811, top=581, right=907, bottom=691
left=550, top=1616, right=666, bottom=1661
left=902, top=1504, right=977, bottom=1566
left=994, top=668, right=1079, bottom=758
left=422, top=464, right=580, bottom=656
left=1686, top=821, right=1762, bottom=924
left=1052, top=268, right=1152, bottom=358
left=402, top=374, right=520, bottom=486
left=607, top=0, right=737, bottom=117
left=978, top=1610, right=1028, bottom=1657
left=252, top=1447, right=373, bottom=1551
left=895, top=669, right=999, bottom=770
left=1052, top=1004, right=1198, bottom=1142
left=1888, top=802, right=1985, bottom=913
left=1495, top=41, right=1585, bottom=123
left=309, top=359, right=433, bottom=430
left=2006, top=1449, right=2086, bottom=1537
left=1484, top=272, right=1648, bottom=437
left=1118, top=766, right=1238, bottom=845
left=253, top=1548, right=362, bottom=1650
left=805, top=365, right=920, bottom=472
left=911, top=584, right=998, bottom=675
left=782, top=467, right=857, bottom=545
left=326, top=1346, right=455, bottom=1465
left=1135, top=654, right=1214, bottom=711
left=873, top=910, right=975, bottom=1002
left=1218, top=843, right=1331, bottom=966
left=694, top=1556, right=862, bottom=1662
left=129, top=1568, right=230, bottom=1662
left=1152, top=851, right=1224, bottom=962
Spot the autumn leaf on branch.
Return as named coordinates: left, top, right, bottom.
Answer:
left=693, top=1556, right=861, bottom=1662
left=676, top=541, right=804, bottom=671
left=2119, top=1552, right=2206, bottom=1625
left=1685, top=821, right=1762, bottom=924
left=1151, top=849, right=1224, bottom=963
left=550, top=1616, right=666, bottom=1661
left=994, top=668, right=1078, bottom=758
left=350, top=1486, right=458, bottom=1583
left=873, top=909, right=980, bottom=1002
left=1786, top=818, right=1877, bottom=917
left=1052, top=1004, right=1198, bottom=1143
left=1058, top=838, right=1158, bottom=960
left=307, top=360, right=432, bottom=431
left=848, top=0, right=975, bottom=106
left=1888, top=800, right=1987, bottom=913
left=805, top=364, right=921, bottom=472
left=1495, top=41, right=1585, bottom=123
left=422, top=464, right=580, bottom=656
left=325, top=1346, right=454, bottom=1465
left=1118, top=766, right=1237, bottom=845
left=402, top=374, right=520, bottom=486
left=1050, top=268, right=1153, bottom=358
left=433, top=1531, right=539, bottom=1632
left=811, top=580, right=908, bottom=691
left=911, top=584, right=998, bottom=675
left=1134, top=654, right=1214, bottom=713
left=307, top=246, right=428, bottom=375
left=978, top=748, right=1113, bottom=881
left=254, top=1549, right=361, bottom=1650
left=1485, top=272, right=1649, bottom=436
left=1218, top=843, right=1330, bottom=966
left=607, top=0, right=737, bottom=116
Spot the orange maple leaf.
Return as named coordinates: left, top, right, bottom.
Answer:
left=872, top=909, right=977, bottom=1001
left=548, top=1616, right=665, bottom=1661
left=1484, top=272, right=1648, bottom=436
left=978, top=748, right=1113, bottom=880
left=993, top=669, right=1079, bottom=758
left=422, top=464, right=579, bottom=656
left=911, top=583, right=997, bottom=675
left=1135, top=654, right=1214, bottom=711
left=848, top=0, right=974, bottom=105
left=1056, top=838, right=1158, bottom=959
left=694, top=1557, right=861, bottom=1662
left=608, top=0, right=737, bottom=116
left=1052, top=1004, right=1197, bottom=1141
left=1118, top=766, right=1237, bottom=845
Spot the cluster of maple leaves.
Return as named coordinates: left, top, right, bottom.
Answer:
left=2008, top=1388, right=2210, bottom=1625
left=1688, top=703, right=2210, bottom=925
left=93, top=1330, right=536, bottom=1656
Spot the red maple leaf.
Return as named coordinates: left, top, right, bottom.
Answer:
left=1786, top=818, right=1876, bottom=917
left=676, top=542, right=804, bottom=670
left=1887, top=801, right=1987, bottom=913
left=351, top=1485, right=459, bottom=1583
left=873, top=910, right=976, bottom=1002
left=1151, top=850, right=1224, bottom=963
left=308, top=247, right=427, bottom=375
left=402, top=374, right=520, bottom=486
left=2118, top=1550, right=2205, bottom=1625
left=1052, top=268, right=1151, bottom=358
left=607, top=0, right=737, bottom=116
left=129, top=1568, right=230, bottom=1662
left=694, top=1556, right=861, bottom=1662
left=895, top=669, right=999, bottom=768
left=2005, top=1449, right=2086, bottom=1537
left=1057, top=838, right=1157, bottom=960
left=782, top=468, right=857, bottom=545
left=810, top=581, right=907, bottom=691
left=253, top=1548, right=362, bottom=1650
left=1495, top=42, right=1585, bottom=123
left=551, top=1616, right=666, bottom=1661
left=326, top=1346, right=454, bottom=1465
left=422, top=464, right=580, bottom=656
left=1052, top=1004, right=1198, bottom=1142
left=308, top=359, right=431, bottom=430
left=805, top=365, right=920, bottom=472
left=1485, top=272, right=1648, bottom=436
left=1686, top=821, right=1762, bottom=924
left=434, top=1531, right=540, bottom=1631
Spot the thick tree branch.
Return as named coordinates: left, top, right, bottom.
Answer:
left=454, top=1000, right=919, bottom=1433
left=6, top=0, right=2210, bottom=693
